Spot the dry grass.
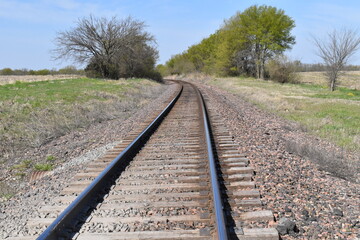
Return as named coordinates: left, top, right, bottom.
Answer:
left=297, top=71, right=360, bottom=89
left=285, top=139, right=359, bottom=182
left=209, top=77, right=360, bottom=150
left=202, top=75, right=360, bottom=181
left=0, top=75, right=83, bottom=85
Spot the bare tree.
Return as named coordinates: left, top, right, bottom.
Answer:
left=312, top=28, right=360, bottom=91
left=53, top=15, right=158, bottom=79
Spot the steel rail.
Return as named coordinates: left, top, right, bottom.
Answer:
left=37, top=84, right=183, bottom=240
left=193, top=83, right=229, bottom=240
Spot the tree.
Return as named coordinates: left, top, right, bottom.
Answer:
left=53, top=15, right=159, bottom=80
left=233, top=5, right=295, bottom=79
left=161, top=5, right=295, bottom=78
left=312, top=28, right=360, bottom=91
left=0, top=68, right=14, bottom=75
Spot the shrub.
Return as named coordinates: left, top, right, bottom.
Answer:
left=58, top=66, right=83, bottom=75
left=34, top=163, right=53, bottom=171
left=266, top=55, right=299, bottom=83
left=28, top=69, right=51, bottom=75
left=1, top=68, right=14, bottom=75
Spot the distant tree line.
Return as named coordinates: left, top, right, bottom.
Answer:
left=295, top=63, right=360, bottom=72
left=53, top=15, right=162, bottom=82
left=160, top=5, right=296, bottom=80
left=0, top=66, right=84, bottom=76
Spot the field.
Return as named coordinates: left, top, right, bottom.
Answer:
left=297, top=71, right=360, bottom=89
left=0, top=77, right=162, bottom=156
left=0, top=74, right=82, bottom=85
left=0, top=77, right=165, bottom=197
left=207, top=73, right=360, bottom=152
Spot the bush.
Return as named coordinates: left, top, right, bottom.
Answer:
left=29, top=69, right=51, bottom=75
left=58, top=66, right=82, bottom=75
left=156, top=64, right=170, bottom=77
left=266, top=55, right=299, bottom=83
left=145, top=70, right=163, bottom=83
left=1, top=68, right=14, bottom=75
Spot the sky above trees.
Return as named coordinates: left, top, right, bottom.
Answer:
left=1, top=0, right=360, bottom=69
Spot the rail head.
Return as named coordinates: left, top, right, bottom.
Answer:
left=196, top=87, right=229, bottom=240
left=37, top=83, right=183, bottom=240
left=180, top=80, right=229, bottom=240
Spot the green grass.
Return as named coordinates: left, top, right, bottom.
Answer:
left=0, top=78, right=143, bottom=108
left=12, top=160, right=32, bottom=171
left=0, top=77, right=162, bottom=163
left=46, top=155, right=56, bottom=162
left=11, top=160, right=32, bottom=178
left=209, top=77, right=360, bottom=151
left=311, top=87, right=360, bottom=100
left=34, top=163, right=53, bottom=171
left=0, top=77, right=165, bottom=194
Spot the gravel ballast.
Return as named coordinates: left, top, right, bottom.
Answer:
left=191, top=80, right=359, bottom=239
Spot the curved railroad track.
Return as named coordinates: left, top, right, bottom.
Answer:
left=9, top=81, right=278, bottom=240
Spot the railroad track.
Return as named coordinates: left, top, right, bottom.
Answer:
left=9, top=81, right=278, bottom=240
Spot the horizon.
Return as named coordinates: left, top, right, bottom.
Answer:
left=1, top=0, right=360, bottom=70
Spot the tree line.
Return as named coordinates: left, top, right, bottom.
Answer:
left=159, top=5, right=296, bottom=79
left=0, top=66, right=84, bottom=76
left=159, top=5, right=360, bottom=91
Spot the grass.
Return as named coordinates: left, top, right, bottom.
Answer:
left=0, top=78, right=143, bottom=106
left=297, top=71, right=360, bottom=90
left=209, top=77, right=360, bottom=152
left=34, top=163, right=53, bottom=171
left=11, top=160, right=32, bottom=178
left=0, top=77, right=163, bottom=168
left=0, top=181, right=15, bottom=201
left=46, top=155, right=56, bottom=162
left=0, top=77, right=166, bottom=198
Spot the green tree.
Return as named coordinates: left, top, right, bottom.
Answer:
left=233, top=5, right=295, bottom=78
left=163, top=5, right=295, bottom=78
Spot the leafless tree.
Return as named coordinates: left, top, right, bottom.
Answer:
left=53, top=15, right=158, bottom=79
left=312, top=28, right=360, bottom=91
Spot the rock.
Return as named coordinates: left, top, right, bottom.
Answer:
left=285, top=206, right=292, bottom=212
left=301, top=209, right=309, bottom=220
left=333, top=209, right=343, bottom=217
left=276, top=217, right=298, bottom=235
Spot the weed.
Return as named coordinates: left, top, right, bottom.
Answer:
left=15, top=172, right=26, bottom=178
left=12, top=160, right=32, bottom=170
left=0, top=182, right=15, bottom=200
left=46, top=155, right=56, bottom=162
left=34, top=163, right=53, bottom=171
left=2, top=193, right=14, bottom=200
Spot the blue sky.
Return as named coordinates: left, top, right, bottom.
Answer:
left=1, top=0, right=360, bottom=69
